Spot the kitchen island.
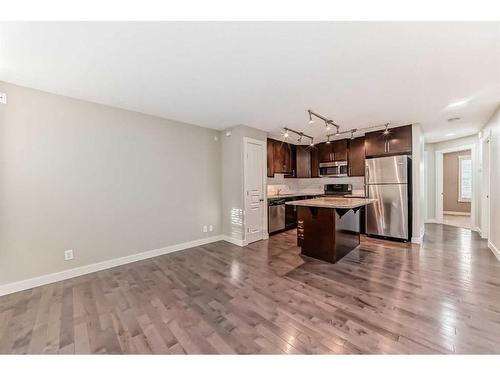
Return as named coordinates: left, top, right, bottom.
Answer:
left=286, top=197, right=376, bottom=263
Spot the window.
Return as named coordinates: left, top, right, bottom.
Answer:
left=458, top=155, right=472, bottom=202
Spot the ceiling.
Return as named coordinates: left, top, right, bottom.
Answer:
left=1, top=22, right=499, bottom=143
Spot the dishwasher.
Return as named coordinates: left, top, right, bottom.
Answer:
left=268, top=199, right=285, bottom=234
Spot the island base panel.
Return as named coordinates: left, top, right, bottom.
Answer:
left=297, top=206, right=360, bottom=263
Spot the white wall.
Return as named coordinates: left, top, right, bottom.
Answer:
left=220, top=125, right=267, bottom=244
left=424, top=147, right=435, bottom=220
left=412, top=124, right=425, bottom=243
left=480, top=105, right=500, bottom=259
left=0, top=81, right=222, bottom=286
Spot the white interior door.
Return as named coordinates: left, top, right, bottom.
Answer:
left=244, top=138, right=265, bottom=244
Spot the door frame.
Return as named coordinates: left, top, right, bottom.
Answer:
left=479, top=130, right=492, bottom=239
left=435, top=143, right=476, bottom=229
left=243, top=137, right=268, bottom=244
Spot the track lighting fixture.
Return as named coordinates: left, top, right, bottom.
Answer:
left=280, top=127, right=314, bottom=146
left=306, top=108, right=402, bottom=143
left=326, top=135, right=331, bottom=144
left=304, top=110, right=404, bottom=143
left=310, top=138, right=314, bottom=147
left=308, top=110, right=340, bottom=133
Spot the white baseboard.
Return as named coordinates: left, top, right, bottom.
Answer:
left=411, top=235, right=423, bottom=244
left=411, top=226, right=425, bottom=245
left=443, top=211, right=470, bottom=216
left=489, top=241, right=500, bottom=262
left=480, top=230, right=488, bottom=240
left=425, top=218, right=440, bottom=224
left=221, top=235, right=246, bottom=247
left=0, top=235, right=224, bottom=297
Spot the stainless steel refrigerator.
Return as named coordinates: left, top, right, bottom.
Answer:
left=365, top=155, right=411, bottom=241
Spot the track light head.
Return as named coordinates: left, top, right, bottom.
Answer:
left=351, top=130, right=355, bottom=140
left=383, top=124, right=390, bottom=135
left=308, top=111, right=314, bottom=125
left=326, top=135, right=331, bottom=144
left=310, top=138, right=314, bottom=147
left=283, top=128, right=289, bottom=138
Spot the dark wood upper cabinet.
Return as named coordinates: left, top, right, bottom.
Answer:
left=317, top=139, right=348, bottom=162
left=317, top=142, right=333, bottom=163
left=296, top=145, right=311, bottom=178
left=387, top=125, right=412, bottom=154
left=267, top=139, right=275, bottom=177
left=365, top=125, right=412, bottom=157
left=310, top=146, right=320, bottom=178
left=271, top=139, right=296, bottom=176
left=286, top=143, right=296, bottom=177
left=348, top=136, right=365, bottom=176
left=333, top=139, right=348, bottom=161
left=364, top=131, right=386, bottom=157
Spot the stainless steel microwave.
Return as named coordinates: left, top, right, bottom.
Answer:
left=319, top=161, right=348, bottom=177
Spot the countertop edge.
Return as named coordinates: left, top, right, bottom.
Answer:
left=285, top=198, right=376, bottom=209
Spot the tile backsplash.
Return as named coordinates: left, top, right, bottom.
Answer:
left=267, top=175, right=365, bottom=196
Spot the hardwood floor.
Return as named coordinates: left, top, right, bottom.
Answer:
left=1, top=223, right=499, bottom=354
left=443, top=214, right=472, bottom=229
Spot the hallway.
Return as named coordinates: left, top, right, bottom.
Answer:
left=442, top=214, right=472, bottom=229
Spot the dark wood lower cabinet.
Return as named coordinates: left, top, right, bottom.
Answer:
left=297, top=206, right=361, bottom=263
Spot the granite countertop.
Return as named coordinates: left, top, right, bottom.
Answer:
left=267, top=193, right=323, bottom=199
left=285, top=197, right=377, bottom=209
left=268, top=193, right=366, bottom=199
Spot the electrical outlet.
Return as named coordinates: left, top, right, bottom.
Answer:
left=0, top=92, right=6, bottom=104
left=64, top=249, right=74, bottom=261
left=203, top=225, right=208, bottom=233
left=209, top=225, right=213, bottom=232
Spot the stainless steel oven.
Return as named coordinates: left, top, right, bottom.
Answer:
left=319, top=161, right=348, bottom=177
